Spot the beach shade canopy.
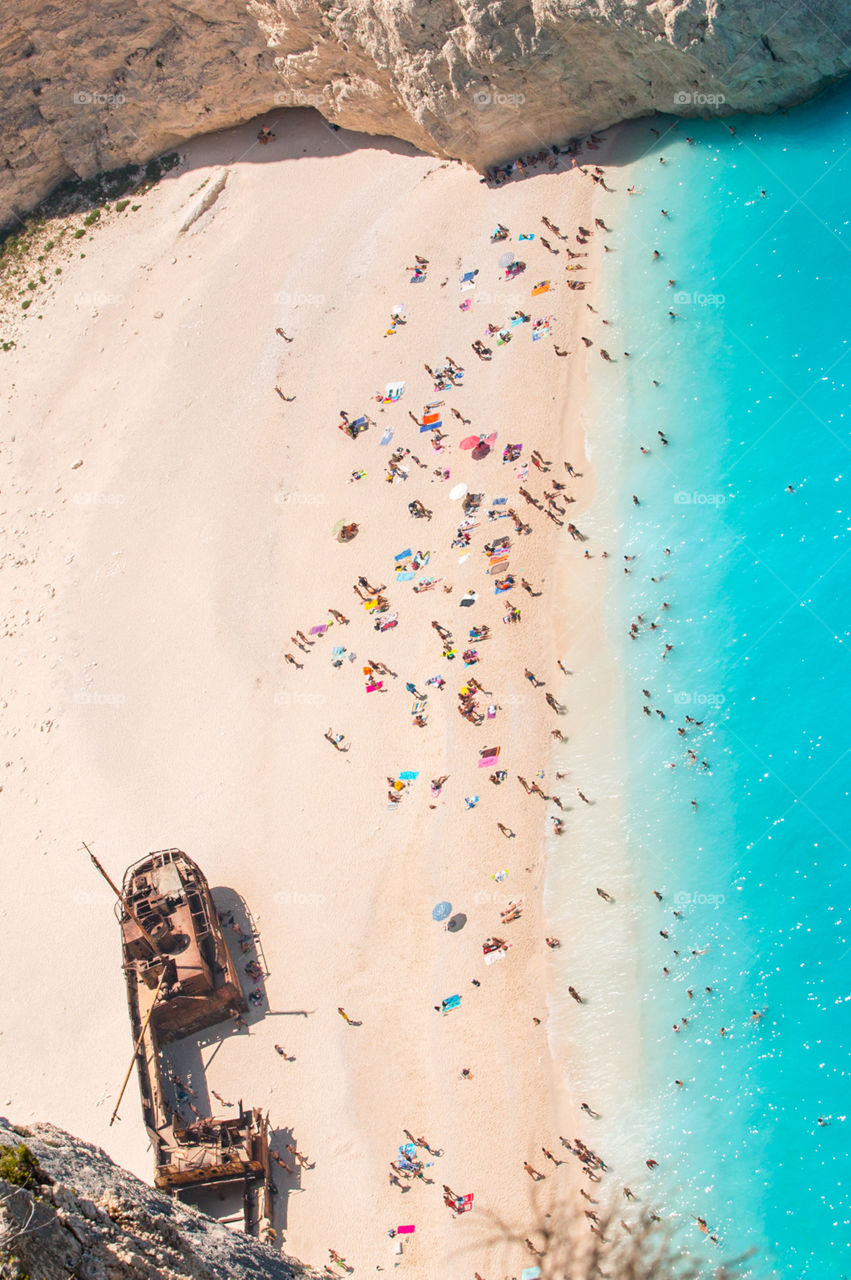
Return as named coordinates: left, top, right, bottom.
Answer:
left=432, top=901, right=452, bottom=922
left=449, top=482, right=468, bottom=501
left=498, top=250, right=515, bottom=268
left=461, top=433, right=498, bottom=451
left=447, top=913, right=467, bottom=933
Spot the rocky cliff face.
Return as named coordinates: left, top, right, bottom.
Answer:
left=2, top=0, right=851, bottom=223
left=0, top=1119, right=312, bottom=1280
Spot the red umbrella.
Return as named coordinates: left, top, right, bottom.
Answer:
left=460, top=432, right=497, bottom=451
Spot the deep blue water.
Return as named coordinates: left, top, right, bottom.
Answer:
left=600, top=84, right=851, bottom=1278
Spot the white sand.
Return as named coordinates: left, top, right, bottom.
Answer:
left=0, top=109, right=626, bottom=1277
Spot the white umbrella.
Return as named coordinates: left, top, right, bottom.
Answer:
left=449, top=482, right=468, bottom=501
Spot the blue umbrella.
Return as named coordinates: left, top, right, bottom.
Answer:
left=432, top=901, right=452, bottom=922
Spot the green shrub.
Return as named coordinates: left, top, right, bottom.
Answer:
left=83, top=209, right=101, bottom=226
left=115, top=199, right=130, bottom=212
left=73, top=229, right=85, bottom=239
left=0, top=1143, right=43, bottom=1189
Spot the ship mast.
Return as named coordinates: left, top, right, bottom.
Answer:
left=84, top=841, right=163, bottom=957
left=109, top=964, right=168, bottom=1126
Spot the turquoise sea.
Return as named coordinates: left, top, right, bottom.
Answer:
left=598, top=84, right=851, bottom=1278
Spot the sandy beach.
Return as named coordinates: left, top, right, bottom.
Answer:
left=0, top=108, right=629, bottom=1277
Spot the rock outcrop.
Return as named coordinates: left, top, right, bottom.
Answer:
left=2, top=0, right=851, bottom=223
left=0, top=1119, right=312, bottom=1280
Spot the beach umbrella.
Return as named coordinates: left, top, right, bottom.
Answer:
left=449, top=482, right=468, bottom=501
left=472, top=440, right=491, bottom=460
left=498, top=250, right=515, bottom=268
left=447, top=913, right=467, bottom=933
left=432, top=901, right=452, bottom=922
left=459, top=435, right=481, bottom=450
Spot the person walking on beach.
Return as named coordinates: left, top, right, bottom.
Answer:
left=325, top=729, right=349, bottom=751
left=284, top=653, right=303, bottom=669
left=568, top=985, right=584, bottom=1004
left=525, top=669, right=544, bottom=686
left=497, top=822, right=515, bottom=838
left=524, top=1161, right=545, bottom=1181
left=596, top=887, right=613, bottom=902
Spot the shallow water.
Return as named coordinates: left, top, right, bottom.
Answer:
left=559, top=84, right=851, bottom=1278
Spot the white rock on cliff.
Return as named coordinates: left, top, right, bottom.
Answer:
left=2, top=0, right=851, bottom=221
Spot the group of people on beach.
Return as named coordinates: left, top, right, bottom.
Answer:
left=265, top=120, right=752, bottom=1274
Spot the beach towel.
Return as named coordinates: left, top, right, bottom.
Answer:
left=310, top=624, right=327, bottom=635
left=397, top=1225, right=415, bottom=1235
left=397, top=571, right=416, bottom=581
left=399, top=1143, right=417, bottom=1160
left=395, top=548, right=413, bottom=561
left=399, top=770, right=419, bottom=780
left=384, top=381, right=405, bottom=401
left=459, top=299, right=472, bottom=311
left=412, top=699, right=427, bottom=715
left=479, top=753, right=498, bottom=766
left=420, top=421, right=442, bottom=433
left=531, top=281, right=550, bottom=295
left=517, top=463, right=529, bottom=481
left=518, top=233, right=535, bottom=240
left=522, top=1268, right=542, bottom=1280
left=380, top=427, right=394, bottom=446
left=366, top=681, right=383, bottom=692
left=510, top=315, right=525, bottom=327
left=441, top=994, right=461, bottom=1011
left=484, top=947, right=507, bottom=965
left=492, top=497, right=508, bottom=505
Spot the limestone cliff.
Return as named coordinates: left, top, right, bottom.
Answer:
left=0, top=1119, right=312, bottom=1280
left=2, top=0, right=851, bottom=222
